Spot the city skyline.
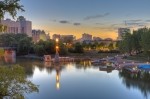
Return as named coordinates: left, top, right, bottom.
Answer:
left=4, top=0, right=150, bottom=39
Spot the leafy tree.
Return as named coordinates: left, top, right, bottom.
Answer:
left=0, top=0, right=24, bottom=32
left=141, top=28, right=150, bottom=57
left=59, top=42, right=68, bottom=55
left=18, top=37, right=33, bottom=55
left=118, top=27, right=150, bottom=56
left=108, top=43, right=114, bottom=50
left=0, top=65, right=38, bottom=99
left=98, top=42, right=105, bottom=50
left=118, top=31, right=133, bottom=54
left=74, top=42, right=84, bottom=53
left=34, top=44, right=46, bottom=56
left=0, top=33, right=33, bottom=55
left=0, top=0, right=24, bottom=19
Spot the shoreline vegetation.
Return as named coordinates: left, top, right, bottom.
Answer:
left=17, top=51, right=119, bottom=61
left=1, top=28, right=150, bottom=64
left=16, top=52, right=149, bottom=63
left=16, top=51, right=150, bottom=65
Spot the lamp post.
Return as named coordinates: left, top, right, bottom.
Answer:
left=54, top=38, right=60, bottom=63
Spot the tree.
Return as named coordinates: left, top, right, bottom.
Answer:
left=108, top=43, right=114, bottom=50
left=118, top=27, right=150, bottom=57
left=98, top=42, right=105, bottom=50
left=118, top=31, right=133, bottom=55
left=0, top=33, right=33, bottom=55
left=74, top=42, right=84, bottom=53
left=141, top=28, right=150, bottom=58
left=34, top=44, right=46, bottom=56
left=0, top=0, right=24, bottom=32
left=0, top=65, right=38, bottom=99
left=18, top=37, right=33, bottom=55
left=0, top=0, right=24, bottom=20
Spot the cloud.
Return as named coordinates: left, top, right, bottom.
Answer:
left=84, top=13, right=110, bottom=20
left=73, top=23, right=81, bottom=26
left=59, top=20, right=70, bottom=24
left=145, top=20, right=150, bottom=22
left=126, top=19, right=142, bottom=23
left=95, top=23, right=105, bottom=25
left=126, top=22, right=147, bottom=26
left=124, top=19, right=148, bottom=27
left=94, top=26, right=116, bottom=31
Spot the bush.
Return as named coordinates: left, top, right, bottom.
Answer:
left=98, top=50, right=120, bottom=53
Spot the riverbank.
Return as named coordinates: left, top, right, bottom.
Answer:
left=17, top=52, right=119, bottom=61
left=125, top=54, right=150, bottom=62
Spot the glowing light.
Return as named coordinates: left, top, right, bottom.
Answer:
left=56, top=82, right=60, bottom=90
left=56, top=72, right=60, bottom=90
left=56, top=74, right=60, bottom=81
left=56, top=46, right=59, bottom=49
left=56, top=38, right=59, bottom=42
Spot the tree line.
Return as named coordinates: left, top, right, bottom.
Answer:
left=0, top=33, right=85, bottom=56
left=117, top=27, right=150, bottom=57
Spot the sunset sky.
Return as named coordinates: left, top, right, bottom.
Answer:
left=5, top=0, right=150, bottom=39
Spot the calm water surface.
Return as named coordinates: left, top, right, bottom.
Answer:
left=1, top=58, right=150, bottom=99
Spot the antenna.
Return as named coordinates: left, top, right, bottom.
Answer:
left=124, top=20, right=127, bottom=26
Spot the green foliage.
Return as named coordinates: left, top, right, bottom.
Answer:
left=0, top=0, right=24, bottom=20
left=0, top=33, right=33, bottom=55
left=140, top=28, right=150, bottom=55
left=108, top=43, right=114, bottom=50
left=118, top=27, right=150, bottom=55
left=69, top=42, right=84, bottom=53
left=0, top=65, right=38, bottom=99
left=35, top=40, right=55, bottom=56
left=0, top=0, right=24, bottom=33
left=33, top=40, right=68, bottom=56
left=59, top=42, right=68, bottom=55
left=34, top=44, right=46, bottom=56
left=18, top=36, right=33, bottom=55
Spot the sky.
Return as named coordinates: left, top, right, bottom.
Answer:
left=5, top=0, right=150, bottom=39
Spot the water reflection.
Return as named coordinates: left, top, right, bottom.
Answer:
left=1, top=58, right=150, bottom=99
left=119, top=69, right=150, bottom=98
left=4, top=49, right=16, bottom=64
left=56, top=69, right=60, bottom=90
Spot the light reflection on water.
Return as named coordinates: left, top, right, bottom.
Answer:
left=1, top=58, right=150, bottom=99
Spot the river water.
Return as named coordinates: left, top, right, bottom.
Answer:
left=0, top=58, right=150, bottom=99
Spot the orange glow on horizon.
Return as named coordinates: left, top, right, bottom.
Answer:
left=32, top=25, right=118, bottom=40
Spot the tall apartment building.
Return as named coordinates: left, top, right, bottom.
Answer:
left=32, top=29, right=50, bottom=43
left=52, top=34, right=75, bottom=43
left=117, top=28, right=130, bottom=40
left=52, top=34, right=61, bottom=40
left=1, top=16, right=32, bottom=37
left=60, top=35, right=75, bottom=43
left=82, top=33, right=92, bottom=41
left=93, top=37, right=103, bottom=41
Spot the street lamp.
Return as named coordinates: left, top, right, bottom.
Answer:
left=54, top=38, right=60, bottom=63
left=56, top=38, right=59, bottom=43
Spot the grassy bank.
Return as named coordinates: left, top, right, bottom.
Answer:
left=67, top=51, right=119, bottom=59
left=126, top=54, right=150, bottom=62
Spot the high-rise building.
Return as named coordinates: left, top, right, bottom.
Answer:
left=60, top=35, right=75, bottom=43
left=32, top=29, right=50, bottom=43
left=117, top=28, right=130, bottom=40
left=93, top=37, right=103, bottom=41
left=1, top=16, right=32, bottom=37
left=82, top=33, right=92, bottom=41
left=52, top=34, right=75, bottom=43
left=52, top=34, right=61, bottom=40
